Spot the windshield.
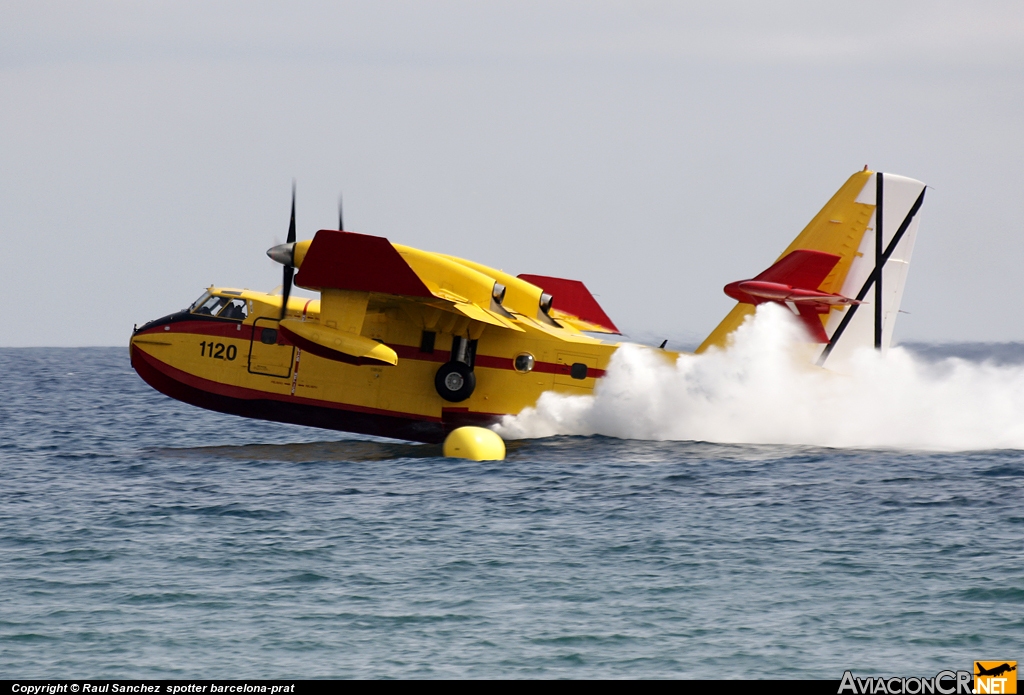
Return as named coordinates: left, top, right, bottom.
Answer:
left=192, top=294, right=229, bottom=316
left=189, top=293, right=249, bottom=320
left=189, top=292, right=211, bottom=312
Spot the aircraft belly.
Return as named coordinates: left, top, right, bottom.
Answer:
left=131, top=313, right=615, bottom=442
left=130, top=343, right=448, bottom=443
left=131, top=328, right=436, bottom=420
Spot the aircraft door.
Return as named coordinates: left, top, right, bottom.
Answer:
left=248, top=317, right=295, bottom=378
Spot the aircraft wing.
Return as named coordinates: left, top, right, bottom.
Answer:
left=295, top=229, right=434, bottom=297
left=295, top=230, right=523, bottom=332
left=517, top=274, right=620, bottom=334
left=549, top=311, right=620, bottom=334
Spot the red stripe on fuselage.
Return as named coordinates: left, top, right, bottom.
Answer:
left=132, top=343, right=443, bottom=423
left=130, top=345, right=458, bottom=443
left=138, top=319, right=606, bottom=378
left=390, top=345, right=606, bottom=378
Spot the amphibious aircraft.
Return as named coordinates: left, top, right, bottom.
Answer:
left=130, top=169, right=926, bottom=444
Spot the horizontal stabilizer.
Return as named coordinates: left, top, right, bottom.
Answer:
left=754, top=249, right=841, bottom=289
left=517, top=274, right=620, bottom=334
left=723, top=249, right=859, bottom=343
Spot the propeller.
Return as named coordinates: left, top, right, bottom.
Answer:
left=280, top=182, right=296, bottom=320
left=267, top=184, right=345, bottom=321
left=266, top=181, right=297, bottom=322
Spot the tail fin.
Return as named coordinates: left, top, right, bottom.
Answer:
left=696, top=170, right=926, bottom=364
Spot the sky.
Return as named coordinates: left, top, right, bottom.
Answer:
left=2, top=1, right=1023, bottom=347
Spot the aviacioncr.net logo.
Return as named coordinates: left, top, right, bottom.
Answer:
left=839, top=670, right=972, bottom=694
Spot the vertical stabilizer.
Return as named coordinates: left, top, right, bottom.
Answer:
left=696, top=170, right=926, bottom=364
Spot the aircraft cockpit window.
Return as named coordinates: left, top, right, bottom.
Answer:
left=217, top=298, right=249, bottom=321
left=192, top=295, right=229, bottom=316
left=188, top=292, right=212, bottom=312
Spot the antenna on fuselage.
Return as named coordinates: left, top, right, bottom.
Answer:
left=338, top=193, right=344, bottom=231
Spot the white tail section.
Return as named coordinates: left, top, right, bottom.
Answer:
left=817, top=173, right=926, bottom=365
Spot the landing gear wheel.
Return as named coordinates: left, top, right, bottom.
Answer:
left=435, top=361, right=476, bottom=402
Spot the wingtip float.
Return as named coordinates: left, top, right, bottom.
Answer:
left=131, top=169, right=926, bottom=454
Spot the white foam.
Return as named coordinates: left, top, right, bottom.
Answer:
left=495, top=304, right=1024, bottom=451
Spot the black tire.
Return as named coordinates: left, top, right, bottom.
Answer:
left=435, top=361, right=476, bottom=402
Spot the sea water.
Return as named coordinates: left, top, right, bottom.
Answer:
left=1, top=330, right=1022, bottom=677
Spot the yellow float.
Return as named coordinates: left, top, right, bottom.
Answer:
left=443, top=427, right=506, bottom=461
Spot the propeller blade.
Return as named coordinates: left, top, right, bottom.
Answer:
left=287, top=180, right=297, bottom=244
left=338, top=193, right=344, bottom=231
left=279, top=181, right=296, bottom=320
left=279, top=265, right=294, bottom=321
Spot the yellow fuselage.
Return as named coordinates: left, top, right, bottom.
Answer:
left=130, top=285, right=622, bottom=443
